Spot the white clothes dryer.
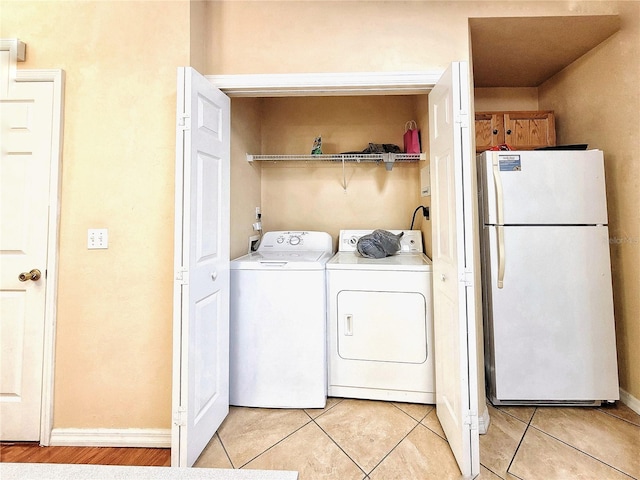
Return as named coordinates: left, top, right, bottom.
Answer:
left=229, top=231, right=333, bottom=408
left=326, top=230, right=435, bottom=404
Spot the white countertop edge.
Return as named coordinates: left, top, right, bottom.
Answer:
left=0, top=463, right=299, bottom=480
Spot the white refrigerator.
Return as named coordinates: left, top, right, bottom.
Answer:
left=478, top=149, right=619, bottom=405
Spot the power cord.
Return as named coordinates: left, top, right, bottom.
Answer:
left=410, top=206, right=430, bottom=230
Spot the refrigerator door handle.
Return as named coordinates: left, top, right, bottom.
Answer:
left=492, top=154, right=505, bottom=226
left=497, top=226, right=505, bottom=288
left=492, top=155, right=505, bottom=288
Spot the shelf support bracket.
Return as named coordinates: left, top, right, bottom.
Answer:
left=342, top=155, right=348, bottom=192
left=383, top=153, right=395, bottom=171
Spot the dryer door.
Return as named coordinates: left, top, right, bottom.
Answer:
left=337, top=290, right=427, bottom=364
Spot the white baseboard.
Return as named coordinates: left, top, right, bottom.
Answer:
left=619, top=388, right=640, bottom=415
left=478, top=406, right=490, bottom=435
left=49, top=428, right=170, bottom=448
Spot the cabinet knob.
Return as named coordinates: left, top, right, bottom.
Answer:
left=492, top=129, right=498, bottom=135
left=506, top=129, right=512, bottom=135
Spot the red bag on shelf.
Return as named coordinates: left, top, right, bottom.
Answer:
left=488, top=143, right=514, bottom=151
left=404, top=120, right=421, bottom=154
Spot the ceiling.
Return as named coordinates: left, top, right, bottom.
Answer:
left=470, top=15, right=621, bottom=88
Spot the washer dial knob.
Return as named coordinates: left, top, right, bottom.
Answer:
left=289, top=235, right=301, bottom=246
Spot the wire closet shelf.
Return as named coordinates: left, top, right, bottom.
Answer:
left=246, top=153, right=425, bottom=166
left=246, top=152, right=426, bottom=192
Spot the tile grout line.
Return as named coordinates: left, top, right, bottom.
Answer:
left=309, top=400, right=434, bottom=478
left=365, top=420, right=425, bottom=477
left=218, top=399, right=347, bottom=472
left=503, top=423, right=531, bottom=480
left=420, top=410, right=448, bottom=442
left=304, top=397, right=345, bottom=421
left=596, top=407, right=640, bottom=429
left=525, top=424, right=638, bottom=480
left=310, top=416, right=368, bottom=478
left=492, top=405, right=536, bottom=425
left=529, top=406, right=637, bottom=479
left=228, top=415, right=316, bottom=470
left=389, top=402, right=434, bottom=423
left=502, top=406, right=536, bottom=480
left=212, top=432, right=236, bottom=469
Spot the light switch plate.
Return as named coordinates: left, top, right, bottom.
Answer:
left=88, top=228, right=108, bottom=249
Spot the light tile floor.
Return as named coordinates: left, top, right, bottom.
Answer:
left=195, top=398, right=640, bottom=479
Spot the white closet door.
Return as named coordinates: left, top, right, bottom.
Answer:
left=429, top=62, right=480, bottom=478
left=172, top=67, right=231, bottom=467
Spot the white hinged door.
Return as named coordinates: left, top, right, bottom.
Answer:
left=0, top=42, right=59, bottom=443
left=429, top=62, right=480, bottom=478
left=172, top=67, right=231, bottom=467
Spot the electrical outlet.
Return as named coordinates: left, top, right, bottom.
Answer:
left=88, top=228, right=108, bottom=249
left=249, top=235, right=260, bottom=253
left=255, top=206, right=261, bottom=219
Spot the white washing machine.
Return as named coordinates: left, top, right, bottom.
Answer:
left=229, top=231, right=333, bottom=408
left=326, top=230, right=435, bottom=404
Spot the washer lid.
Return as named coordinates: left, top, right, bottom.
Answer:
left=327, top=251, right=433, bottom=271
left=231, top=250, right=330, bottom=270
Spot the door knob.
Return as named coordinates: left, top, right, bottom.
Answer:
left=441, top=274, right=446, bottom=282
left=19, top=269, right=41, bottom=282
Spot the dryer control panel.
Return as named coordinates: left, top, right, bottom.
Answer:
left=338, top=230, right=424, bottom=253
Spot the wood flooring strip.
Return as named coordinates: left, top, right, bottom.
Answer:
left=0, top=443, right=170, bottom=466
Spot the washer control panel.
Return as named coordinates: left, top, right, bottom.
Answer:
left=338, top=230, right=424, bottom=253
left=258, top=231, right=333, bottom=253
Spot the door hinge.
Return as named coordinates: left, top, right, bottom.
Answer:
left=175, top=267, right=188, bottom=285
left=177, top=112, right=191, bottom=131
left=173, top=407, right=187, bottom=427
left=455, top=111, right=470, bottom=128
left=464, top=410, right=479, bottom=431
left=460, top=269, right=474, bottom=287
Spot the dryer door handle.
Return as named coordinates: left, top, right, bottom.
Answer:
left=345, top=314, right=353, bottom=336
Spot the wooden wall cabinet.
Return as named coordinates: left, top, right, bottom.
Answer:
left=475, top=111, right=556, bottom=152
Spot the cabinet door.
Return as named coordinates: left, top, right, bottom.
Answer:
left=475, top=112, right=503, bottom=152
left=504, top=111, right=555, bottom=150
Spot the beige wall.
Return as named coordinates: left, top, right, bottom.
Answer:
left=2, top=0, right=637, bottom=434
left=255, top=95, right=425, bottom=250
left=230, top=97, right=263, bottom=259
left=2, top=0, right=190, bottom=428
left=474, top=88, right=539, bottom=112
left=189, top=0, right=209, bottom=73
left=204, top=1, right=469, bottom=75
left=538, top=1, right=640, bottom=400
